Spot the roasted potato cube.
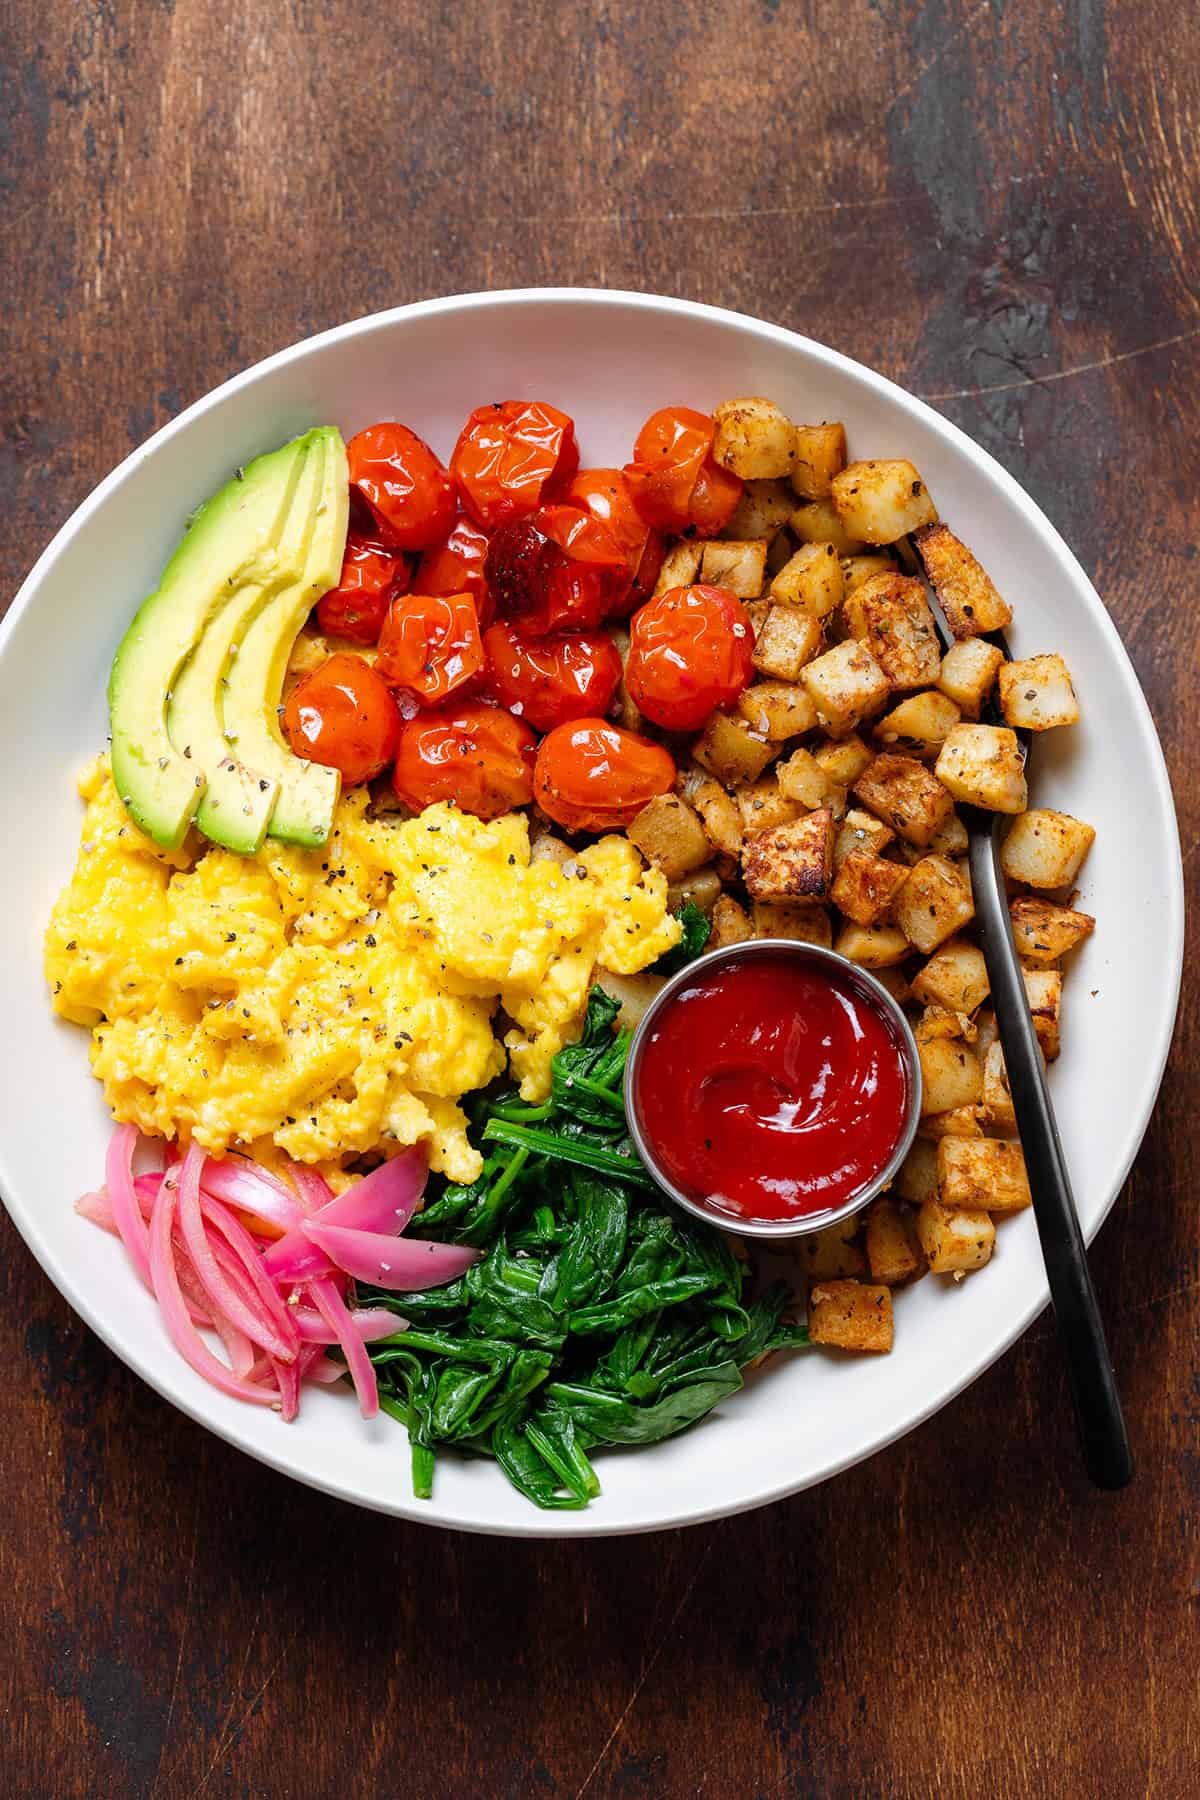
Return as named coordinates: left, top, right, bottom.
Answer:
left=831, top=458, right=937, bottom=544
left=871, top=964, right=911, bottom=1006
left=893, top=855, right=975, bottom=953
left=916, top=1016, right=982, bottom=1114
left=752, top=605, right=823, bottom=680
left=1000, top=808, right=1095, bottom=889
left=594, top=968, right=668, bottom=1032
left=927, top=811, right=969, bottom=858
left=776, top=745, right=844, bottom=812
left=652, top=539, right=703, bottom=596
left=627, top=793, right=711, bottom=881
left=742, top=807, right=835, bottom=901
left=833, top=807, right=895, bottom=868
left=807, top=1280, right=893, bottom=1352
left=800, top=640, right=891, bottom=737
left=744, top=598, right=771, bottom=640
left=812, top=735, right=874, bottom=786
left=938, top=1137, right=1031, bottom=1212
left=1023, top=966, right=1063, bottom=1061
left=915, top=523, right=1012, bottom=639
left=693, top=710, right=776, bottom=786
left=790, top=421, right=847, bottom=500
left=853, top=753, right=955, bottom=846
left=737, top=680, right=819, bottom=741
left=700, top=538, right=768, bottom=598
left=608, top=623, right=644, bottom=732
left=766, top=528, right=796, bottom=576
left=735, top=776, right=802, bottom=834
left=790, top=498, right=866, bottom=556
left=833, top=920, right=910, bottom=967
left=856, top=574, right=941, bottom=691
left=725, top=477, right=797, bottom=540
left=936, top=724, right=1028, bottom=814
left=830, top=849, right=910, bottom=926
left=529, top=830, right=573, bottom=866
left=1009, top=896, right=1096, bottom=965
left=667, top=866, right=723, bottom=915
left=917, top=1201, right=995, bottom=1273
left=712, top=396, right=797, bottom=479
left=911, top=937, right=990, bottom=1013
left=998, top=653, right=1080, bottom=731
left=751, top=900, right=833, bottom=947
left=897, top=1137, right=940, bottom=1205
left=796, top=1217, right=867, bottom=1281
left=875, top=690, right=961, bottom=756
left=865, top=1198, right=925, bottom=1285
left=842, top=553, right=900, bottom=597
left=936, top=638, right=1005, bottom=719
left=919, top=1105, right=983, bottom=1142
left=681, top=769, right=744, bottom=855
left=770, top=541, right=844, bottom=618
left=709, top=893, right=754, bottom=948
left=981, top=1041, right=1018, bottom=1132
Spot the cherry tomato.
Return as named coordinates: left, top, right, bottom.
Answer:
left=533, top=719, right=677, bottom=834
left=281, top=653, right=401, bottom=787
left=391, top=701, right=536, bottom=820
left=315, top=535, right=409, bottom=644
left=347, top=422, right=457, bottom=551
left=375, top=592, right=485, bottom=705
left=564, top=467, right=665, bottom=612
left=622, top=406, right=742, bottom=537
left=414, top=516, right=494, bottom=626
left=486, top=504, right=630, bottom=637
left=451, top=401, right=579, bottom=530
left=625, top=584, right=756, bottom=732
left=482, top=619, right=623, bottom=732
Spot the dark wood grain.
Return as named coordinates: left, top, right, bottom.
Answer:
left=2, top=2, right=1197, bottom=1796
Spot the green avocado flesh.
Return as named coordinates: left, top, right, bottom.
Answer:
left=221, top=427, right=349, bottom=847
left=107, top=427, right=348, bottom=852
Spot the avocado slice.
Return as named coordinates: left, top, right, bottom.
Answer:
left=175, top=432, right=328, bottom=853
left=107, top=435, right=309, bottom=849
left=218, top=427, right=350, bottom=848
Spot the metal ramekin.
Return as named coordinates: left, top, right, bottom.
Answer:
left=623, top=938, right=923, bottom=1241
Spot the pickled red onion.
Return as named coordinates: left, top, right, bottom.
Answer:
left=177, top=1148, right=297, bottom=1364
left=301, top=1220, right=479, bottom=1290
left=199, top=1155, right=303, bottom=1236
left=106, top=1124, right=152, bottom=1291
left=308, top=1277, right=378, bottom=1418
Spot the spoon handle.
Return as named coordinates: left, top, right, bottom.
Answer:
left=968, top=820, right=1133, bottom=1490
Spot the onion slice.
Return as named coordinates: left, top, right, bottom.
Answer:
left=176, top=1147, right=296, bottom=1364
left=147, top=1174, right=276, bottom=1406
left=106, top=1124, right=152, bottom=1290
left=290, top=1304, right=407, bottom=1344
left=200, top=1155, right=303, bottom=1236
left=315, top=1146, right=428, bottom=1236
left=301, top=1220, right=479, bottom=1290
left=308, top=1277, right=378, bottom=1418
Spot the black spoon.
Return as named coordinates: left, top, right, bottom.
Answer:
left=909, top=542, right=1133, bottom=1490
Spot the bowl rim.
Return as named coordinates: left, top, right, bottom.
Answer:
left=0, top=287, right=1185, bottom=1536
left=623, top=938, right=923, bottom=1239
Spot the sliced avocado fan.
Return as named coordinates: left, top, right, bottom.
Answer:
left=219, top=428, right=349, bottom=848
left=108, top=435, right=308, bottom=850
left=173, top=431, right=327, bottom=854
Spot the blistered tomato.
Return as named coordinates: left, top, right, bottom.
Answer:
left=482, top=619, right=623, bottom=732
left=375, top=592, right=485, bottom=705
left=281, top=654, right=401, bottom=786
left=485, top=504, right=630, bottom=636
left=622, top=406, right=742, bottom=537
left=625, top=584, right=755, bottom=732
left=347, top=422, right=457, bottom=551
left=414, top=516, right=493, bottom=626
left=315, top=535, right=409, bottom=644
left=451, top=400, right=579, bottom=530
left=392, top=701, right=537, bottom=820
left=533, top=719, right=676, bottom=833
left=564, top=467, right=665, bottom=612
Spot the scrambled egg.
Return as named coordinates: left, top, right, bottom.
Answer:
left=45, top=759, right=680, bottom=1183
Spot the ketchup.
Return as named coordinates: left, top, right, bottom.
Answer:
left=632, top=953, right=911, bottom=1224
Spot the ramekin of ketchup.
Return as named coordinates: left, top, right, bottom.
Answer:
left=625, top=941, right=922, bottom=1239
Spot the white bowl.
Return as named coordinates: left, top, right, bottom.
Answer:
left=0, top=290, right=1183, bottom=1536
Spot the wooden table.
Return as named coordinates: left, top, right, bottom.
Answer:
left=2, top=3, right=1195, bottom=1794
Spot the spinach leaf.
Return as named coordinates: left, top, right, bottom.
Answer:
left=651, top=901, right=712, bottom=976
